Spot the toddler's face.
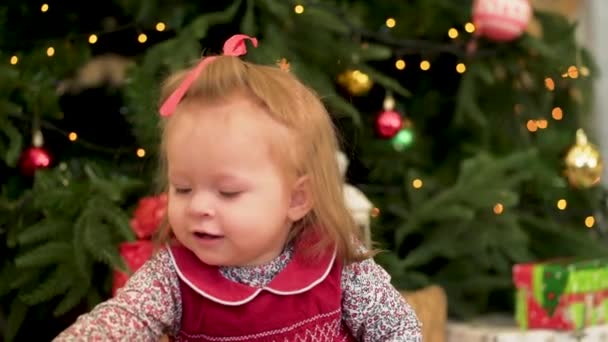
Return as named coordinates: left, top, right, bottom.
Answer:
left=165, top=95, right=297, bottom=267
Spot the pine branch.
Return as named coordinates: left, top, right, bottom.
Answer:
left=53, top=284, right=89, bottom=317
left=14, top=242, right=71, bottom=268
left=0, top=21, right=140, bottom=51
left=83, top=220, right=127, bottom=270
left=72, top=217, right=93, bottom=282
left=357, top=64, right=411, bottom=97
left=301, top=0, right=498, bottom=58
left=0, top=117, right=22, bottom=167
left=19, top=264, right=72, bottom=305
left=4, top=298, right=28, bottom=342
left=17, top=219, right=72, bottom=245
left=0, top=264, right=17, bottom=297
left=6, top=111, right=134, bottom=156
left=1, top=159, right=140, bottom=330
left=97, top=203, right=136, bottom=242
left=7, top=272, right=38, bottom=296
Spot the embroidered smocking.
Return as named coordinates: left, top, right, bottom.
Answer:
left=177, top=308, right=344, bottom=341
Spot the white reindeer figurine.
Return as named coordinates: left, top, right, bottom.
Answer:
left=336, top=151, right=373, bottom=248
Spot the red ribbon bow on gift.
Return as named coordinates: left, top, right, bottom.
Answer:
left=113, top=194, right=168, bottom=296
left=113, top=240, right=156, bottom=296
left=159, top=34, right=258, bottom=117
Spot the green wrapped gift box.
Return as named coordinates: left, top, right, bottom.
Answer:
left=513, top=258, right=608, bottom=330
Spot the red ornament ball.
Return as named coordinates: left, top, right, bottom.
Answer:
left=472, top=0, right=532, bottom=42
left=18, top=146, right=52, bottom=176
left=376, top=110, right=403, bottom=138
left=113, top=240, right=155, bottom=296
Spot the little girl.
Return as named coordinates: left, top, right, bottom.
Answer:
left=54, top=34, right=421, bottom=341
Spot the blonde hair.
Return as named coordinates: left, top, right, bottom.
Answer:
left=157, top=56, right=370, bottom=263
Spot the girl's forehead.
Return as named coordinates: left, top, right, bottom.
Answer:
left=169, top=94, right=293, bottom=140
left=163, top=93, right=299, bottom=174
left=168, top=104, right=291, bottom=155
left=173, top=94, right=266, bottom=123
left=168, top=111, right=277, bottom=147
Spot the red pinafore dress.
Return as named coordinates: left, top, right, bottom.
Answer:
left=167, top=238, right=356, bottom=341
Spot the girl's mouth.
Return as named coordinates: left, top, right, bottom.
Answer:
left=194, top=232, right=223, bottom=240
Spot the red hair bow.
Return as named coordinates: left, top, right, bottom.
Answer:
left=159, top=34, right=258, bottom=117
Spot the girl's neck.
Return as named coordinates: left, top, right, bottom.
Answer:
left=218, top=243, right=294, bottom=288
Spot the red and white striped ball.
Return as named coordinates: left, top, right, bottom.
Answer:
left=472, top=0, right=532, bottom=42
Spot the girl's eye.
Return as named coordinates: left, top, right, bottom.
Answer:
left=219, top=191, right=241, bottom=198
left=173, top=187, right=191, bottom=194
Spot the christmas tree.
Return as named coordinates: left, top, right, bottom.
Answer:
left=1, top=0, right=607, bottom=340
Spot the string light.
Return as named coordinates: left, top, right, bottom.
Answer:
left=41, top=4, right=49, bottom=12
left=395, top=59, right=406, bottom=70
left=386, top=18, right=396, bottom=28
left=420, top=60, right=430, bottom=71
left=567, top=66, right=579, bottom=79
left=464, top=22, right=475, bottom=33
left=136, top=148, right=146, bottom=157
left=526, top=120, right=538, bottom=132
left=536, top=119, right=548, bottom=129
left=448, top=28, right=459, bottom=39
left=551, top=107, right=563, bottom=120
left=7, top=21, right=175, bottom=60
left=68, top=132, right=78, bottom=141
left=585, top=216, right=595, bottom=228
left=412, top=178, right=423, bottom=189
left=557, top=199, right=567, bottom=210
left=544, top=77, right=555, bottom=91
left=580, top=66, right=590, bottom=77
left=493, top=203, right=504, bottom=214
left=456, top=63, right=466, bottom=74
left=294, top=4, right=304, bottom=14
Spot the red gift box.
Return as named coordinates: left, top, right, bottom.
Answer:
left=513, top=259, right=608, bottom=331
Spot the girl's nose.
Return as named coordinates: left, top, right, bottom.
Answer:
left=187, top=192, right=216, bottom=217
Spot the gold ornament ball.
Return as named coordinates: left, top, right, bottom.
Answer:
left=370, top=207, right=380, bottom=218
left=564, top=129, right=603, bottom=189
left=337, top=69, right=373, bottom=96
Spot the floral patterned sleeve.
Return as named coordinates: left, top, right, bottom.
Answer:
left=53, top=248, right=182, bottom=341
left=341, top=257, right=422, bottom=342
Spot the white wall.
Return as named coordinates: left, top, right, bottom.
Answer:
left=580, top=0, right=608, bottom=182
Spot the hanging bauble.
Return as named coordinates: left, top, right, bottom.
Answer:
left=472, top=0, right=532, bottom=42
left=375, top=94, right=403, bottom=139
left=18, top=130, right=52, bottom=177
left=337, top=69, right=373, bottom=96
left=564, top=129, right=603, bottom=189
left=392, top=119, right=414, bottom=152
left=376, top=110, right=403, bottom=138
left=18, top=146, right=52, bottom=176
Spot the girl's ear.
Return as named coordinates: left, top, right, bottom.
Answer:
left=287, top=176, right=313, bottom=221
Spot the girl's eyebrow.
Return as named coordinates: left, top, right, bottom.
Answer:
left=215, top=173, right=248, bottom=183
